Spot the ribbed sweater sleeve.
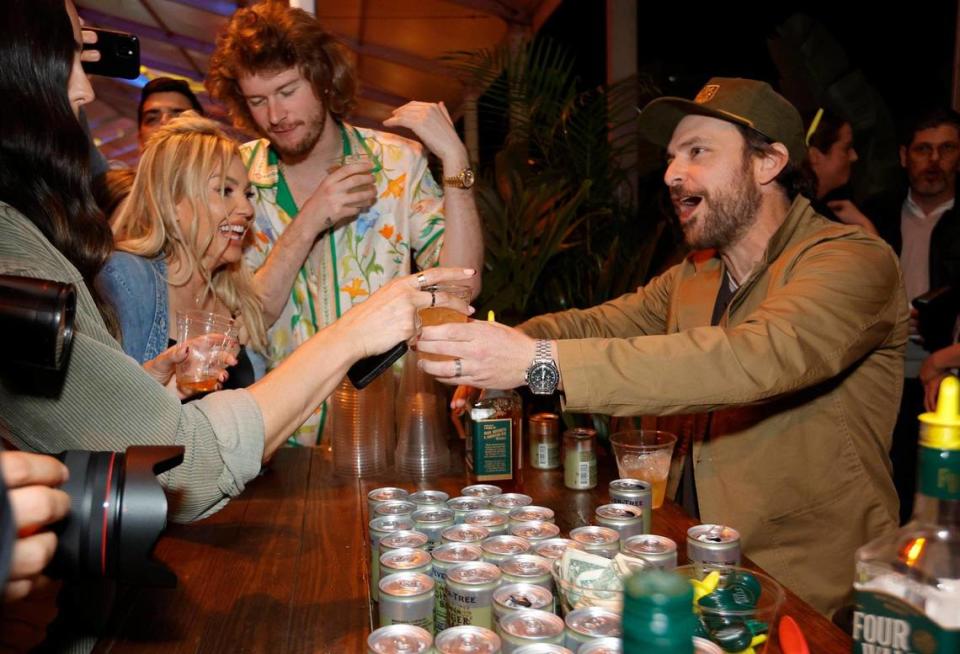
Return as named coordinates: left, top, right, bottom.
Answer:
left=0, top=203, right=265, bottom=522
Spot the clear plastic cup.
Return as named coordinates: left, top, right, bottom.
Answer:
left=175, top=310, right=234, bottom=394
left=609, top=431, right=677, bottom=508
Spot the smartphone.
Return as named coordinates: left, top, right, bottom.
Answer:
left=346, top=342, right=408, bottom=389
left=82, top=28, right=140, bottom=80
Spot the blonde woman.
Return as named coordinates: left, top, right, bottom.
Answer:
left=97, top=113, right=267, bottom=388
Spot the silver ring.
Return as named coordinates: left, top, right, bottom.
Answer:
left=454, top=358, right=462, bottom=377
left=430, top=290, right=436, bottom=307
left=416, top=273, right=427, bottom=289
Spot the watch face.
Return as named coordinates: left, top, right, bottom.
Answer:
left=528, top=362, right=559, bottom=394
left=461, top=168, right=475, bottom=189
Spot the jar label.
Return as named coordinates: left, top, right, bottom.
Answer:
left=537, top=442, right=559, bottom=467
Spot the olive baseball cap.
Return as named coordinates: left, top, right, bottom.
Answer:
left=637, top=77, right=806, bottom=165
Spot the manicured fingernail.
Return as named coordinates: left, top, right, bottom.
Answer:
left=464, top=268, right=476, bottom=275
left=468, top=306, right=476, bottom=314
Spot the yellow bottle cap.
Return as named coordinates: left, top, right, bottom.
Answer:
left=487, top=310, right=495, bottom=322
left=918, top=375, right=960, bottom=450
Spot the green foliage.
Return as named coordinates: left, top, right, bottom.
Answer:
left=445, top=37, right=667, bottom=322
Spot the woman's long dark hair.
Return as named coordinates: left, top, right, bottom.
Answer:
left=0, top=0, right=117, bottom=332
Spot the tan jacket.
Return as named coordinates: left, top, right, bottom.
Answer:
left=521, top=196, right=906, bottom=615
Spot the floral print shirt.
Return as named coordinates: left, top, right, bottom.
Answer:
left=241, top=122, right=445, bottom=445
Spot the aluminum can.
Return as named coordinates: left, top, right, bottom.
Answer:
left=513, top=646, right=573, bottom=654
left=368, top=487, right=410, bottom=518
left=608, top=479, right=652, bottom=534
left=448, top=496, right=492, bottom=523
left=367, top=624, right=432, bottom=654
left=380, top=547, right=433, bottom=581
left=379, top=572, right=435, bottom=634
left=380, top=530, right=430, bottom=557
left=434, top=625, right=502, bottom=654
left=508, top=506, right=556, bottom=525
left=576, top=636, right=622, bottom=654
left=620, top=534, right=677, bottom=570
left=568, top=526, right=620, bottom=559
left=490, top=493, right=533, bottom=515
left=432, top=543, right=484, bottom=632
left=370, top=516, right=416, bottom=598
left=445, top=561, right=502, bottom=629
left=481, top=535, right=532, bottom=565
left=498, top=555, right=553, bottom=592
left=533, top=538, right=584, bottom=561
left=408, top=489, right=450, bottom=509
left=563, top=607, right=621, bottom=650
left=464, top=509, right=510, bottom=536
left=461, top=484, right=503, bottom=499
left=375, top=500, right=418, bottom=520
left=509, top=521, right=561, bottom=543
left=686, top=524, right=741, bottom=569
left=412, top=507, right=456, bottom=548
left=492, top=583, right=554, bottom=623
left=498, top=609, right=565, bottom=653
left=594, top=504, right=644, bottom=540
left=442, top=524, right=491, bottom=545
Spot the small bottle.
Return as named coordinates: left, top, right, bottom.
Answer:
left=467, top=388, right=522, bottom=481
left=852, top=376, right=960, bottom=651
left=623, top=570, right=695, bottom=653
left=563, top=427, right=597, bottom=490
left=528, top=412, right=561, bottom=470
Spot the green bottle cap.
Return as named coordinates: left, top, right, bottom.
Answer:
left=623, top=570, right=695, bottom=654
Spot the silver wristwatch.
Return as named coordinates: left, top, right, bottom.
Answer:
left=524, top=339, right=560, bottom=395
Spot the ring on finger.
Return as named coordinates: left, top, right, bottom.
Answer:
left=430, top=289, right=436, bottom=307
left=454, top=358, right=463, bottom=377
left=416, top=273, right=427, bottom=289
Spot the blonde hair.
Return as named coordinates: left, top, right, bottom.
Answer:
left=112, top=112, right=267, bottom=353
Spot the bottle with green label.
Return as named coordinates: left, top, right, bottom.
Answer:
left=623, top=570, right=695, bottom=653
left=467, top=388, right=522, bottom=481
left=852, top=376, right=960, bottom=653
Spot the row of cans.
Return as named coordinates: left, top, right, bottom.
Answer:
left=377, top=578, right=623, bottom=654
left=369, top=624, right=623, bottom=654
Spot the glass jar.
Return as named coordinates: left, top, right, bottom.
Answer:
left=563, top=427, right=597, bottom=490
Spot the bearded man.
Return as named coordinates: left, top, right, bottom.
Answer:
left=417, top=78, right=907, bottom=617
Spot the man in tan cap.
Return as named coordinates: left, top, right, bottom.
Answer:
left=418, top=77, right=906, bottom=616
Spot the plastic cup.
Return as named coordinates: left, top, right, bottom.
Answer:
left=673, top=565, right=785, bottom=654
left=609, top=430, right=677, bottom=508
left=417, top=284, right=471, bottom=362
left=175, top=310, right=233, bottom=394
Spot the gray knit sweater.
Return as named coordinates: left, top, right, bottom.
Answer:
left=0, top=202, right=265, bottom=523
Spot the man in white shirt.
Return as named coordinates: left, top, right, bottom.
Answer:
left=872, top=107, right=960, bottom=522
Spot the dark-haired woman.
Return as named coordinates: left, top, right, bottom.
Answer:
left=0, top=0, right=474, bottom=524
left=805, top=108, right=878, bottom=235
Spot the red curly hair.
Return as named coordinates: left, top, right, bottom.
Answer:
left=206, top=2, right=356, bottom=135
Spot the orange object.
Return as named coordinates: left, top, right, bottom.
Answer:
left=779, top=615, right=810, bottom=654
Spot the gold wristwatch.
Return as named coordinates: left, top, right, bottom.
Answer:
left=443, top=167, right=475, bottom=189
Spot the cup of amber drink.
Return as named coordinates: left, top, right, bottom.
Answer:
left=417, top=284, right=471, bottom=362
left=175, top=310, right=234, bottom=394
left=610, top=430, right=677, bottom=508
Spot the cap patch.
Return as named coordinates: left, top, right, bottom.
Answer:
left=695, top=85, right=720, bottom=104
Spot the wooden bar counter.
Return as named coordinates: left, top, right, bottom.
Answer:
left=93, top=444, right=852, bottom=653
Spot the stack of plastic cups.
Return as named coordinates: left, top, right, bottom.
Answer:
left=395, top=351, right=450, bottom=478
left=330, top=371, right=395, bottom=477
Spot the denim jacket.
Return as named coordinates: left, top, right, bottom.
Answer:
left=95, top=252, right=168, bottom=364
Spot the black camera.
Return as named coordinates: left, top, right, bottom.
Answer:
left=0, top=275, right=181, bottom=586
